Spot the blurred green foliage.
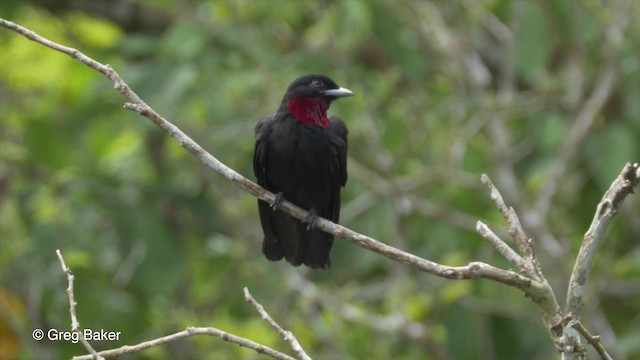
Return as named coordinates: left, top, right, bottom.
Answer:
left=1, top=1, right=639, bottom=359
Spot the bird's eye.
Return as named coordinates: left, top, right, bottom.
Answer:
left=311, top=79, right=323, bottom=88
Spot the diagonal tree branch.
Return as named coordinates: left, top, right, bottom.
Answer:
left=565, top=162, right=640, bottom=317
left=0, top=17, right=540, bottom=292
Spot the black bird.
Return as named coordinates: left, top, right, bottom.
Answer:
left=253, top=74, right=353, bottom=269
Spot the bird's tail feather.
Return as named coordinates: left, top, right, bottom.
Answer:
left=301, top=228, right=333, bottom=269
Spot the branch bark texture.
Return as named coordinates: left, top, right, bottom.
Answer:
left=566, top=162, right=640, bottom=316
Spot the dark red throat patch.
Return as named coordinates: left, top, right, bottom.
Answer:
left=287, top=97, right=330, bottom=128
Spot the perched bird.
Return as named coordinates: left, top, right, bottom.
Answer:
left=253, top=74, right=353, bottom=269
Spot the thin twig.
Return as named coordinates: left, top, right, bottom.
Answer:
left=476, top=221, right=524, bottom=271
left=571, top=321, right=613, bottom=360
left=243, top=288, right=312, bottom=360
left=71, top=327, right=296, bottom=360
left=562, top=313, right=614, bottom=360
left=56, top=250, right=104, bottom=360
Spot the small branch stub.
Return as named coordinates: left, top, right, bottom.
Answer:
left=244, top=287, right=312, bottom=360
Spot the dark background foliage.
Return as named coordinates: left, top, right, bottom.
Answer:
left=1, top=0, right=638, bottom=359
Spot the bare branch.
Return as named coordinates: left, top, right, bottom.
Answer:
left=565, top=162, right=640, bottom=316
left=559, top=163, right=639, bottom=360
left=71, top=327, right=296, bottom=360
left=56, top=250, right=104, bottom=360
left=244, top=288, right=311, bottom=360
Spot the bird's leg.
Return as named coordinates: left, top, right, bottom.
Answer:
left=303, top=209, right=318, bottom=230
left=271, top=192, right=285, bottom=211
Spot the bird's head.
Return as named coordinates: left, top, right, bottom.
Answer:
left=279, top=74, right=354, bottom=129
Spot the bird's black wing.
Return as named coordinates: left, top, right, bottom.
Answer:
left=253, top=115, right=275, bottom=186
left=253, top=115, right=285, bottom=261
left=328, top=116, right=348, bottom=187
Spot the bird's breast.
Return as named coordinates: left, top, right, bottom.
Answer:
left=267, top=120, right=338, bottom=206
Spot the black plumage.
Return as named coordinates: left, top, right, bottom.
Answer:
left=253, top=74, right=353, bottom=269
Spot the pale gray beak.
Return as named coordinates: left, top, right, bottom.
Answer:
left=321, top=87, right=354, bottom=98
